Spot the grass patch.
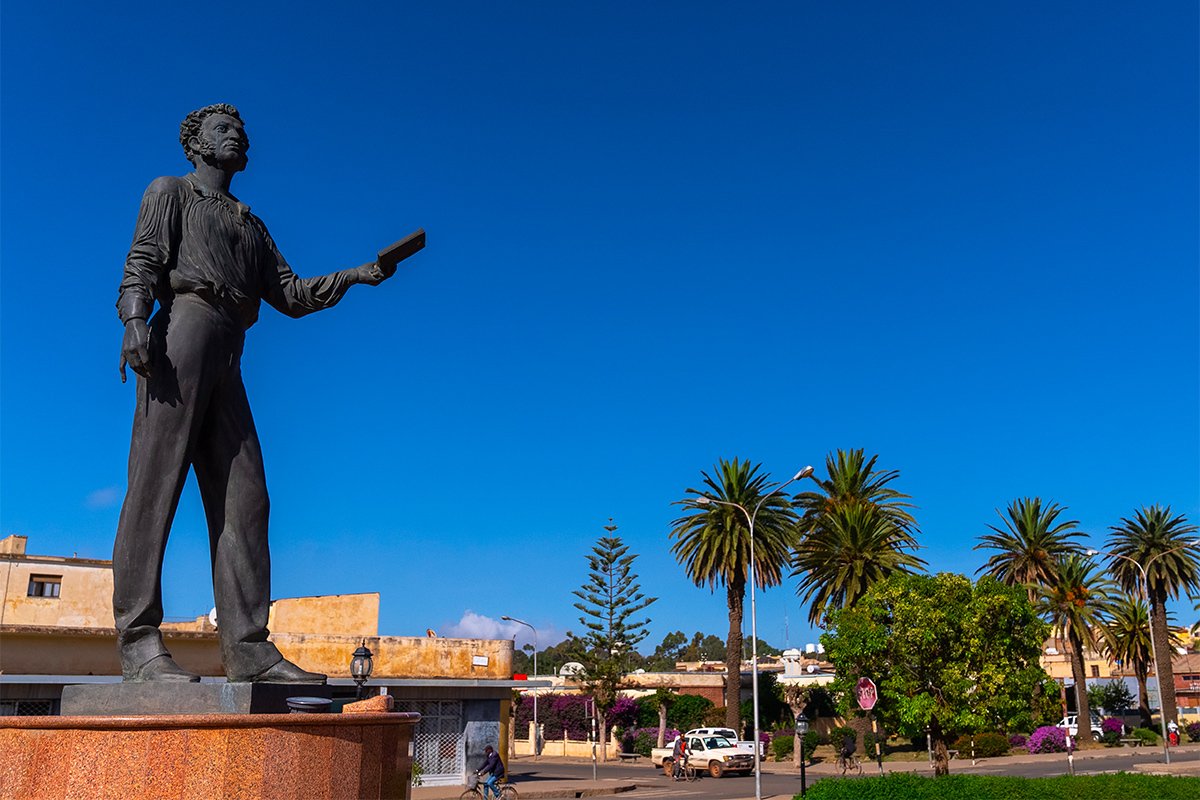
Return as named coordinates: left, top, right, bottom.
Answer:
left=800, top=772, right=1200, bottom=800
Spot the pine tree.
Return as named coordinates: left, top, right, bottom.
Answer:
left=571, top=521, right=657, bottom=759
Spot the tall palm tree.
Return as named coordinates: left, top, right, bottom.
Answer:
left=1038, top=554, right=1116, bottom=745
left=1105, top=505, right=1200, bottom=726
left=791, top=449, right=923, bottom=625
left=670, top=458, right=800, bottom=729
left=793, top=448, right=917, bottom=535
left=975, top=497, right=1085, bottom=602
left=1102, top=597, right=1154, bottom=727
left=791, top=500, right=926, bottom=625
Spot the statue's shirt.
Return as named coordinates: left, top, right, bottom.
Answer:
left=118, top=174, right=356, bottom=329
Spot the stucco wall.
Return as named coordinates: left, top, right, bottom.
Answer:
left=0, top=626, right=224, bottom=676
left=267, top=593, right=379, bottom=636
left=0, top=559, right=114, bottom=629
left=272, top=634, right=513, bottom=679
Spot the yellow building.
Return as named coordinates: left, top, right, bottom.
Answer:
left=0, top=534, right=530, bottom=786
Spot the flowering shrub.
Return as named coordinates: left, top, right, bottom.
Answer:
left=1026, top=725, right=1068, bottom=754
left=1101, top=717, right=1124, bottom=735
left=514, top=693, right=593, bottom=740
left=620, top=727, right=675, bottom=756
left=609, top=696, right=640, bottom=734
left=1008, top=733, right=1027, bottom=750
left=1186, top=722, right=1200, bottom=743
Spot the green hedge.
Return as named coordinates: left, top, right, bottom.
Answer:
left=799, top=773, right=1200, bottom=800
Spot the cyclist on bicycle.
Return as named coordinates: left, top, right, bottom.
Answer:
left=840, top=732, right=857, bottom=763
left=476, top=745, right=504, bottom=799
left=671, top=736, right=689, bottom=780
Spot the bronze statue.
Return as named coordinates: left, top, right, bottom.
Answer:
left=113, top=103, right=422, bottom=683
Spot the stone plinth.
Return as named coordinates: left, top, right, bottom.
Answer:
left=0, top=711, right=418, bottom=800
left=61, top=682, right=333, bottom=715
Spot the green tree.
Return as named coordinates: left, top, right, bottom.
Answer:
left=644, top=631, right=688, bottom=671
left=667, top=693, right=714, bottom=732
left=793, top=449, right=918, bottom=535
left=1087, top=680, right=1134, bottom=716
left=1037, top=554, right=1116, bottom=745
left=1102, top=597, right=1154, bottom=727
left=1105, top=505, right=1200, bottom=727
left=571, top=523, right=657, bottom=759
left=792, top=500, right=926, bottom=625
left=821, top=573, right=1055, bottom=776
left=974, top=497, right=1085, bottom=603
left=671, top=459, right=799, bottom=729
left=680, top=632, right=726, bottom=662
left=652, top=687, right=676, bottom=747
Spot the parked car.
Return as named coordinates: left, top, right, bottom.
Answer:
left=1057, top=714, right=1103, bottom=738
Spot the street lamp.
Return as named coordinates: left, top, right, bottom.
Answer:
left=797, top=712, right=809, bottom=797
left=1086, top=539, right=1200, bottom=766
left=350, top=641, right=374, bottom=699
left=502, top=615, right=539, bottom=759
left=697, top=464, right=814, bottom=800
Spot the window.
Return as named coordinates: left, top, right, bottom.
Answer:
left=27, top=575, right=61, bottom=598
left=1090, top=665, right=1100, bottom=678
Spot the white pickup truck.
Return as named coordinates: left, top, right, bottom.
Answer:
left=651, top=729, right=755, bottom=778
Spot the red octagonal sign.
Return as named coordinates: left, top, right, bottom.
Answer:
left=856, top=677, right=878, bottom=711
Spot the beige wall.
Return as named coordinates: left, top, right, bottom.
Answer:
left=1, top=554, right=114, bottom=629
left=0, top=626, right=224, bottom=676
left=268, top=593, right=379, bottom=636
left=273, top=634, right=513, bottom=679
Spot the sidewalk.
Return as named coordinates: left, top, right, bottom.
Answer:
left=412, top=780, right=637, bottom=800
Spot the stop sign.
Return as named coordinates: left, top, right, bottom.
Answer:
left=856, top=677, right=878, bottom=711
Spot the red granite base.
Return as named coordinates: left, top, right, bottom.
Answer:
left=0, top=711, right=418, bottom=800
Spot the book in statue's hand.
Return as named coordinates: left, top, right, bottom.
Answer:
left=376, top=228, right=426, bottom=278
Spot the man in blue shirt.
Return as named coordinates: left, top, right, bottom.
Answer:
left=476, top=745, right=504, bottom=798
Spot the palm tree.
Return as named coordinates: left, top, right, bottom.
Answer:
left=791, top=449, right=923, bottom=625
left=670, top=458, right=800, bottom=730
left=791, top=500, right=926, bottom=625
left=793, top=448, right=917, bottom=535
left=975, top=497, right=1085, bottom=602
left=1105, top=505, right=1200, bottom=726
left=1102, top=597, right=1154, bottom=727
left=1038, top=554, right=1117, bottom=745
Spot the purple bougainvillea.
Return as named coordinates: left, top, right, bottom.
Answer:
left=1026, top=725, right=1068, bottom=754
left=1008, top=733, right=1027, bottom=750
left=1101, top=717, right=1124, bottom=735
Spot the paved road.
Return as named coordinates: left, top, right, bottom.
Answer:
left=503, top=748, right=1200, bottom=800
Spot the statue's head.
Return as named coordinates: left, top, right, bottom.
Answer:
left=180, top=103, right=249, bottom=172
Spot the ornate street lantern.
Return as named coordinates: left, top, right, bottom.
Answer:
left=350, top=641, right=374, bottom=698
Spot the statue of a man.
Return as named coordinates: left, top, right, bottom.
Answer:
left=113, top=103, right=396, bottom=683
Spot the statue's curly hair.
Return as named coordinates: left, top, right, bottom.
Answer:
left=179, top=103, right=243, bottom=165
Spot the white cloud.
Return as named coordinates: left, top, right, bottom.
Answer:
left=442, top=611, right=565, bottom=651
left=85, top=486, right=122, bottom=510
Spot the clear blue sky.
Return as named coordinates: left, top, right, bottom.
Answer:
left=2, top=2, right=1197, bottom=656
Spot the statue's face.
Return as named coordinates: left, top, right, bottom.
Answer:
left=195, top=113, right=249, bottom=172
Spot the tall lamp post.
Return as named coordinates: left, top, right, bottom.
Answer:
left=698, top=464, right=813, bottom=800
left=1087, top=540, right=1200, bottom=766
left=797, top=712, right=809, bottom=797
left=502, top=615, right=539, bottom=759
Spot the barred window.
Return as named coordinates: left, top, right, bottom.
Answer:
left=27, top=575, right=61, bottom=598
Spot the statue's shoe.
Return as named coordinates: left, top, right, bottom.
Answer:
left=245, top=658, right=327, bottom=684
left=127, top=654, right=201, bottom=682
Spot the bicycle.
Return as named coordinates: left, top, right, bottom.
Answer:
left=673, top=759, right=699, bottom=782
left=835, top=751, right=863, bottom=777
left=460, top=773, right=519, bottom=800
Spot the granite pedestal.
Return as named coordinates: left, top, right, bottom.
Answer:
left=0, top=711, right=419, bottom=800
left=61, top=682, right=333, bottom=715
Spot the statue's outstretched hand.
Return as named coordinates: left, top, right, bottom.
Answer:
left=119, top=319, right=151, bottom=383
left=356, top=260, right=392, bottom=286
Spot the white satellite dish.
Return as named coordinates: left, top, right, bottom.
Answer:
left=208, top=607, right=219, bottom=629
